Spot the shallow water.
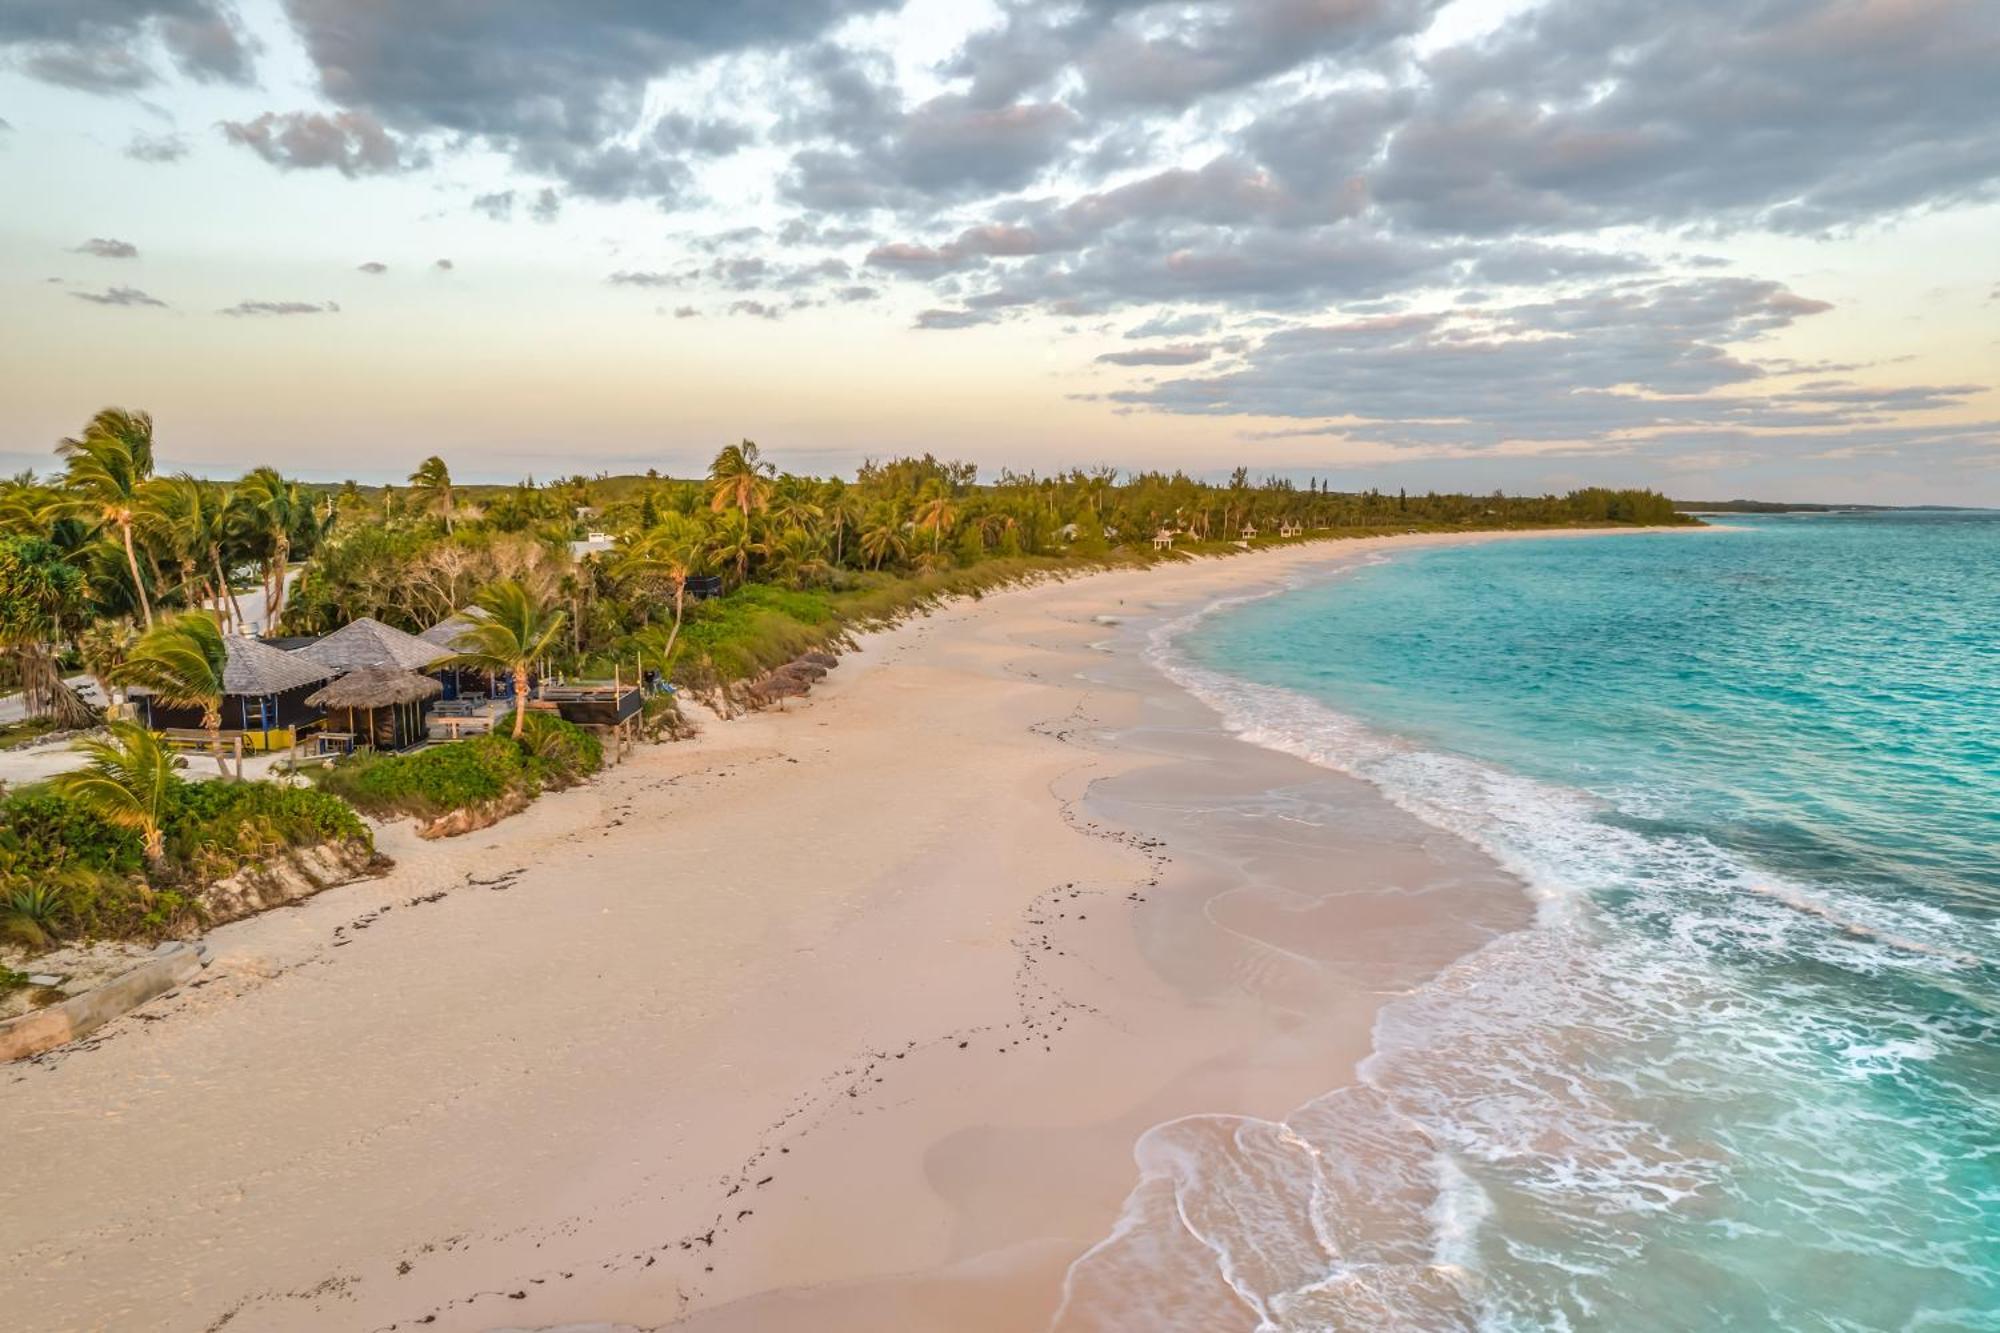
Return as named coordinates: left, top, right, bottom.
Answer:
left=1067, top=515, right=2000, bottom=1331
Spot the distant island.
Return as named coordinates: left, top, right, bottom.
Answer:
left=1672, top=499, right=1979, bottom=514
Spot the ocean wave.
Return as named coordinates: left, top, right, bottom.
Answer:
left=1050, top=579, right=1998, bottom=1330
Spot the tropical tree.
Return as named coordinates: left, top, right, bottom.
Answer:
left=231, top=466, right=304, bottom=627
left=51, top=722, right=181, bottom=870
left=704, top=508, right=767, bottom=587
left=57, top=407, right=157, bottom=626
left=823, top=485, right=866, bottom=568
left=0, top=533, right=95, bottom=727
left=769, top=525, right=832, bottom=590
left=76, top=618, right=136, bottom=709
left=115, top=610, right=235, bottom=777
left=616, top=515, right=704, bottom=665
left=441, top=579, right=567, bottom=739
left=914, top=493, right=958, bottom=555
left=408, top=455, right=458, bottom=533
left=858, top=504, right=908, bottom=571
left=707, top=440, right=774, bottom=521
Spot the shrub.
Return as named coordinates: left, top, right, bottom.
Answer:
left=0, top=776, right=375, bottom=947
left=164, top=781, right=371, bottom=881
left=515, top=712, right=602, bottom=789
left=315, top=734, right=525, bottom=819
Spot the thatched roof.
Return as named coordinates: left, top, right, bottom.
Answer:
left=223, top=634, right=334, bottom=695
left=417, top=605, right=491, bottom=649
left=298, top=616, right=450, bottom=672
left=306, top=667, right=444, bottom=709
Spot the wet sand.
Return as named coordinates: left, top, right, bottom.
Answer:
left=1, top=529, right=1652, bottom=1332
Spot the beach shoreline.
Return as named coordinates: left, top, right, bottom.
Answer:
left=0, top=526, right=1686, bottom=1332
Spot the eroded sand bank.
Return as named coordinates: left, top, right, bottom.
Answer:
left=2, top=529, right=1659, bottom=1332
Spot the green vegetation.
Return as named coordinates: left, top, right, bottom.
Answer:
left=3, top=405, right=1694, bottom=740
left=0, top=716, right=65, bottom=750
left=0, top=747, right=371, bottom=946
left=312, top=713, right=602, bottom=822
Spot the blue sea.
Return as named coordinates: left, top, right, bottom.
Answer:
left=1149, top=513, right=1999, bottom=1330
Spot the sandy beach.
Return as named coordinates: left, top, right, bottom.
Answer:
left=2, top=529, right=1651, bottom=1333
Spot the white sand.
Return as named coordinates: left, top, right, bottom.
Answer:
left=0, top=528, right=1684, bottom=1332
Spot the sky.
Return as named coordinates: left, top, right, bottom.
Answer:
left=1, top=0, right=1996, bottom=503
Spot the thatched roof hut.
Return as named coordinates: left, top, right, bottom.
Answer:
left=306, top=666, right=444, bottom=751
left=298, top=616, right=450, bottom=673
left=417, top=605, right=491, bottom=650
left=305, top=667, right=443, bottom=710
left=130, top=634, right=332, bottom=743
left=224, top=634, right=336, bottom=694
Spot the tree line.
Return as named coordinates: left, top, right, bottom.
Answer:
left=1, top=408, right=1691, bottom=728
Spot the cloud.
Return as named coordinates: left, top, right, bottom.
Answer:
left=470, top=186, right=563, bottom=223
left=276, top=0, right=893, bottom=204
left=728, top=299, right=781, bottom=320
left=75, top=237, right=139, bottom=259
left=672, top=305, right=699, bottom=319
left=71, top=285, right=168, bottom=307
left=954, top=0, right=1434, bottom=111
left=220, top=299, right=339, bottom=316
left=125, top=130, right=189, bottom=162
left=783, top=83, right=1082, bottom=213
left=220, top=110, right=422, bottom=177
left=1111, top=277, right=1864, bottom=446
left=1097, top=344, right=1214, bottom=366
left=0, top=0, right=255, bottom=92
left=914, top=308, right=995, bottom=330
left=357, top=261, right=387, bottom=274
left=609, top=270, right=683, bottom=288
left=653, top=112, right=755, bottom=157
left=1361, top=0, right=2000, bottom=235
left=433, top=258, right=454, bottom=271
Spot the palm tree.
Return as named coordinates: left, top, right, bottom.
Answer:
left=408, top=455, right=457, bottom=533
left=231, top=467, right=303, bottom=627
left=823, top=486, right=865, bottom=568
left=858, top=506, right=907, bottom=571
left=115, top=610, right=234, bottom=777
left=441, top=580, right=567, bottom=739
left=769, top=526, right=832, bottom=590
left=51, top=722, right=181, bottom=870
left=57, top=407, right=157, bottom=626
left=767, top=488, right=822, bottom=537
left=137, top=474, right=216, bottom=615
left=706, top=440, right=774, bottom=521
left=914, top=493, right=958, bottom=555
left=703, top=509, right=768, bottom=587
left=0, top=533, right=95, bottom=728
left=616, top=515, right=703, bottom=665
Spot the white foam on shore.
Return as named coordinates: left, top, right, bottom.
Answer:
left=1049, top=565, right=1991, bottom=1331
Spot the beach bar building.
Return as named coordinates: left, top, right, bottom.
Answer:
left=292, top=616, right=457, bottom=751
left=133, top=633, right=334, bottom=752
left=305, top=667, right=443, bottom=752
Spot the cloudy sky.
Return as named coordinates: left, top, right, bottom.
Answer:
left=2, top=0, right=1996, bottom=502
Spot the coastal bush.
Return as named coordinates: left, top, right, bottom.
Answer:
left=515, top=712, right=602, bottom=788
left=314, top=715, right=601, bottom=822
left=166, top=781, right=370, bottom=882
left=316, top=734, right=525, bottom=819
left=0, top=776, right=374, bottom=946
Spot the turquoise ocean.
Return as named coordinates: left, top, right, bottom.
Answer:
left=1146, top=513, right=1998, bottom=1330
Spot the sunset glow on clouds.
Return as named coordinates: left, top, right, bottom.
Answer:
left=2, top=0, right=1996, bottom=501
